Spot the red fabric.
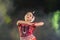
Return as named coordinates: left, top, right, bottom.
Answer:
left=18, top=23, right=36, bottom=37
left=20, top=34, right=36, bottom=40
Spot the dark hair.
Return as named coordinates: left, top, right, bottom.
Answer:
left=26, top=11, right=36, bottom=16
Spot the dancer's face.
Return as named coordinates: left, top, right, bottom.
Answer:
left=24, top=12, right=35, bottom=22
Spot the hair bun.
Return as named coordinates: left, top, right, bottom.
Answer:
left=33, top=11, right=35, bottom=14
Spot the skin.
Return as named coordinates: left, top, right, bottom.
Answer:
left=17, top=12, right=44, bottom=27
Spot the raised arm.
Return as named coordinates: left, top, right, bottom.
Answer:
left=34, top=22, right=44, bottom=27
left=17, top=20, right=34, bottom=26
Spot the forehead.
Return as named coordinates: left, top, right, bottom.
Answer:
left=26, top=12, right=33, bottom=15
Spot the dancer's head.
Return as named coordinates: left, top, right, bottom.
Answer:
left=24, top=12, right=35, bottom=22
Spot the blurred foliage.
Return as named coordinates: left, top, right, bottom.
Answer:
left=4, top=15, right=12, bottom=24
left=0, top=0, right=12, bottom=40
left=52, top=10, right=60, bottom=31
left=52, top=10, right=60, bottom=37
left=0, top=0, right=12, bottom=24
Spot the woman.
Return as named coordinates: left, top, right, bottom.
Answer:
left=17, top=11, right=44, bottom=40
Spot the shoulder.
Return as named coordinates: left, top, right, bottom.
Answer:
left=17, top=20, right=25, bottom=24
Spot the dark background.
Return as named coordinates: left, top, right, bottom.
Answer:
left=0, top=0, right=60, bottom=40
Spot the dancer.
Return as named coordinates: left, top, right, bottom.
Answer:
left=17, top=11, right=44, bottom=40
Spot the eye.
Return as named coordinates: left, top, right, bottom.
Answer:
left=30, top=15, right=31, bottom=17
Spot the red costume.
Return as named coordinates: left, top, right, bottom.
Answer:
left=18, top=23, right=36, bottom=40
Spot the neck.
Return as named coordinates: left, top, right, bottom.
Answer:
left=25, top=20, right=32, bottom=22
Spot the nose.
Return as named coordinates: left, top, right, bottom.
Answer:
left=27, top=17, right=29, bottom=18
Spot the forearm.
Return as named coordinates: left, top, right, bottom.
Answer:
left=17, top=20, right=33, bottom=25
left=35, top=22, right=44, bottom=27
